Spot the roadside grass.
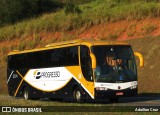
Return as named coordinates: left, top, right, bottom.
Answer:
left=0, top=65, right=7, bottom=94
left=0, top=46, right=8, bottom=65
left=0, top=94, right=158, bottom=114
left=0, top=46, right=7, bottom=55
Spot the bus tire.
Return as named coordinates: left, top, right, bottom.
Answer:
left=73, top=87, right=83, bottom=103
left=23, top=87, right=30, bottom=100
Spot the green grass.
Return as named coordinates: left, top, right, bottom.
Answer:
left=0, top=0, right=160, bottom=41
left=0, top=94, right=159, bottom=114
left=141, top=24, right=158, bottom=34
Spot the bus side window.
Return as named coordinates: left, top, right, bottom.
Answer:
left=80, top=45, right=93, bottom=81
left=8, top=56, right=16, bottom=70
left=16, top=55, right=26, bottom=69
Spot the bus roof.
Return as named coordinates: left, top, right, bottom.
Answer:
left=8, top=39, right=130, bottom=55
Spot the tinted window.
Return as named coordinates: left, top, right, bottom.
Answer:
left=8, top=46, right=79, bottom=69
left=80, top=45, right=93, bottom=81
left=92, top=45, right=137, bottom=83
left=8, top=56, right=16, bottom=69
left=46, top=46, right=79, bottom=67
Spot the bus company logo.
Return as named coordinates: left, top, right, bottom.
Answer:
left=33, top=70, right=60, bottom=79
left=34, top=70, right=41, bottom=79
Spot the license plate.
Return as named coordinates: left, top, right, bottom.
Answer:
left=116, top=92, right=123, bottom=96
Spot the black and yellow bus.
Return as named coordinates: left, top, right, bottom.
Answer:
left=7, top=39, right=143, bottom=102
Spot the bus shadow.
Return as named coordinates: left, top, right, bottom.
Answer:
left=41, top=93, right=160, bottom=104
left=108, top=93, right=160, bottom=104
left=67, top=93, right=160, bottom=104
left=138, top=93, right=160, bottom=97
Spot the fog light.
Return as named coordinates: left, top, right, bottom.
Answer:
left=130, top=85, right=137, bottom=89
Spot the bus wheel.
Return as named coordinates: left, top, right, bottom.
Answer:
left=23, top=87, right=30, bottom=100
left=109, top=98, right=119, bottom=103
left=73, top=88, right=82, bottom=103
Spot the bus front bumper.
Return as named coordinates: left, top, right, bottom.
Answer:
left=95, top=88, right=138, bottom=99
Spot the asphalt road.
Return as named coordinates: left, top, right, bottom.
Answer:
left=117, top=96, right=160, bottom=106
left=81, top=96, right=160, bottom=112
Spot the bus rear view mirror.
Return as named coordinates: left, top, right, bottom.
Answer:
left=134, top=52, right=144, bottom=67
left=90, top=53, right=96, bottom=69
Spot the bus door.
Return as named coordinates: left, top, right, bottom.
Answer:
left=79, top=45, right=95, bottom=99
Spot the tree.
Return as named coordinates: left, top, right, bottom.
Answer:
left=0, top=0, right=63, bottom=26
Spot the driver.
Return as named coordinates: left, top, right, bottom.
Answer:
left=105, top=54, right=123, bottom=70
left=100, top=54, right=115, bottom=75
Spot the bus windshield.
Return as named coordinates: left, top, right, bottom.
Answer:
left=91, top=45, right=137, bottom=83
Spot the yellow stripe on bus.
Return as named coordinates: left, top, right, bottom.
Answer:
left=14, top=71, right=25, bottom=97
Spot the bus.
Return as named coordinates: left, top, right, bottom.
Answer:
left=7, top=39, right=144, bottom=102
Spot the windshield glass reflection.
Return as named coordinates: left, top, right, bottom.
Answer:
left=92, top=45, right=137, bottom=83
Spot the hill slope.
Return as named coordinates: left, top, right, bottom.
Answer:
left=0, top=26, right=160, bottom=94
left=128, top=36, right=160, bottom=94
